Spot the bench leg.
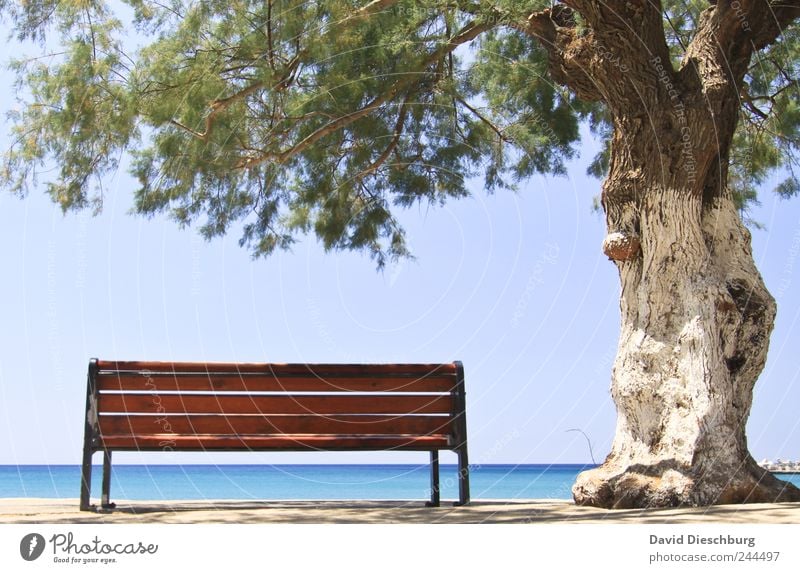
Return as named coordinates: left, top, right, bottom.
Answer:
left=101, top=450, right=115, bottom=510
left=79, top=447, right=93, bottom=511
left=80, top=360, right=98, bottom=512
left=455, top=446, right=470, bottom=506
left=426, top=451, right=440, bottom=507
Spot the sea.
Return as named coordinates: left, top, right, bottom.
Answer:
left=2, top=464, right=799, bottom=501
left=2, top=464, right=587, bottom=501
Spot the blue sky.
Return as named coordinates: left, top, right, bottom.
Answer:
left=0, top=25, right=799, bottom=468
left=2, top=140, right=798, bottom=467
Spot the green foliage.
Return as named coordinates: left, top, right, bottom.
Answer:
left=729, top=24, right=800, bottom=219
left=1, top=0, right=798, bottom=262
left=2, top=0, right=137, bottom=211
left=470, top=28, right=586, bottom=182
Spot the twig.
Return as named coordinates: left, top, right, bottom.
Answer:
left=566, top=428, right=596, bottom=465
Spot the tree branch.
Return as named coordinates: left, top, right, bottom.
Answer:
left=169, top=119, right=205, bottom=139
left=455, top=97, right=513, bottom=144
left=342, top=0, right=402, bottom=25
left=513, top=2, right=673, bottom=109
left=267, top=0, right=275, bottom=71
left=558, top=0, right=594, bottom=16
left=751, top=0, right=800, bottom=49
left=742, top=93, right=770, bottom=119
left=169, top=1, right=403, bottom=144
left=559, top=0, right=672, bottom=62
left=172, top=55, right=300, bottom=143
left=684, top=0, right=800, bottom=103
left=518, top=8, right=603, bottom=103
left=237, top=18, right=493, bottom=169
left=354, top=91, right=413, bottom=182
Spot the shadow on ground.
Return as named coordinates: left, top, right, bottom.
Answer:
left=2, top=499, right=799, bottom=524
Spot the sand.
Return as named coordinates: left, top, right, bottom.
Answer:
left=1, top=498, right=799, bottom=524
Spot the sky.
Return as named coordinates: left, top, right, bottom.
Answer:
left=0, top=20, right=799, bottom=469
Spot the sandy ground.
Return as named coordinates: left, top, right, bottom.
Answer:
left=1, top=498, right=799, bottom=524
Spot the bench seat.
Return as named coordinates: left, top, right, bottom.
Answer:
left=80, top=359, right=470, bottom=510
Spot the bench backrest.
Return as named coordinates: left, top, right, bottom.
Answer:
left=87, top=360, right=466, bottom=452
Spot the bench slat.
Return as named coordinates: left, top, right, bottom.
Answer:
left=98, top=435, right=452, bottom=450
left=96, top=361, right=456, bottom=376
left=98, top=414, right=453, bottom=437
left=98, top=394, right=453, bottom=416
left=96, top=373, right=456, bottom=393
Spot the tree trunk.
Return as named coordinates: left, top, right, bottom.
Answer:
left=572, top=143, right=800, bottom=508
left=517, top=1, right=800, bottom=509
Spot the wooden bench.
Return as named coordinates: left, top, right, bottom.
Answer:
left=80, top=359, right=470, bottom=510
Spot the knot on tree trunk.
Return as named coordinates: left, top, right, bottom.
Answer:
left=602, top=232, right=641, bottom=261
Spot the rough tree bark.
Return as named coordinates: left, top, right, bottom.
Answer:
left=523, top=1, right=800, bottom=508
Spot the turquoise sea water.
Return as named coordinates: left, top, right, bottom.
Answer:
left=1, top=464, right=590, bottom=501
left=2, top=465, right=799, bottom=502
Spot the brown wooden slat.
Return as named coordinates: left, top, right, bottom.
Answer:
left=96, top=373, right=456, bottom=393
left=98, top=434, right=451, bottom=450
left=99, top=414, right=453, bottom=437
left=96, top=361, right=456, bottom=377
left=98, top=394, right=454, bottom=416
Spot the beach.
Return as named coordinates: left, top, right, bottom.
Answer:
left=2, top=498, right=799, bottom=524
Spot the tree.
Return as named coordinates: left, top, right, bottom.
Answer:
left=2, top=0, right=799, bottom=508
